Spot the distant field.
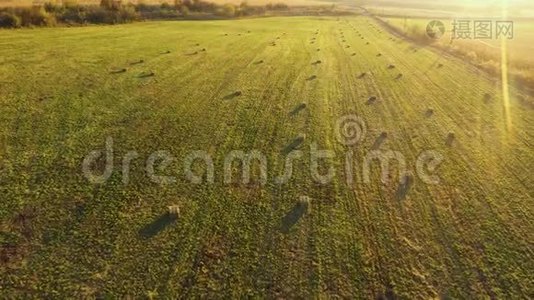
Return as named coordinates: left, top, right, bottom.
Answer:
left=1, top=16, right=533, bottom=298
left=379, top=16, right=534, bottom=93
left=384, top=17, right=534, bottom=66
left=363, top=0, right=534, bottom=18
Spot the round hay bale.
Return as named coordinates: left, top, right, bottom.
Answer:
left=298, top=196, right=311, bottom=212
left=446, top=132, right=456, bottom=146
left=168, top=205, right=180, bottom=217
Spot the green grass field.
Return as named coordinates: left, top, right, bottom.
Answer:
left=1, top=17, right=533, bottom=298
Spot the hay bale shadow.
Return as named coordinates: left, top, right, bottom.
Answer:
left=139, top=213, right=177, bottom=239
left=223, top=91, right=242, bottom=100
left=371, top=132, right=388, bottom=150
left=446, top=132, right=455, bottom=147
left=162, top=50, right=171, bottom=54
left=282, top=135, right=305, bottom=155
left=110, top=68, right=127, bottom=74
left=366, top=96, right=377, bottom=105
left=425, top=108, right=434, bottom=118
left=483, top=93, right=492, bottom=103
left=138, top=71, right=155, bottom=78
left=377, top=284, right=398, bottom=300
left=358, top=72, right=367, bottom=79
left=312, top=60, right=322, bottom=65
left=280, top=201, right=308, bottom=233
left=396, top=174, right=413, bottom=201
left=437, top=63, right=444, bottom=68
left=387, top=64, right=396, bottom=69
left=395, top=73, right=403, bottom=80
left=306, top=75, right=317, bottom=81
left=254, top=60, right=264, bottom=65
left=290, top=103, right=307, bottom=116
left=130, top=59, right=144, bottom=65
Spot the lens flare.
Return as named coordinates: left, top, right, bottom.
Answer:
left=500, top=0, right=512, bottom=132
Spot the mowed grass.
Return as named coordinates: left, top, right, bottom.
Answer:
left=0, top=17, right=533, bottom=298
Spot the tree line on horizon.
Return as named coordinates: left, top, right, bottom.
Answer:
left=0, top=0, right=293, bottom=28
